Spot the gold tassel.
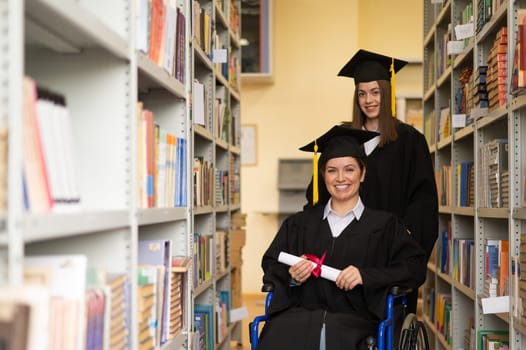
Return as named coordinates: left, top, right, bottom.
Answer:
left=312, top=140, right=319, bottom=205
left=390, top=57, right=396, bottom=117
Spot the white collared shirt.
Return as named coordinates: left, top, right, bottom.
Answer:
left=323, top=197, right=365, bottom=237
left=363, top=136, right=379, bottom=155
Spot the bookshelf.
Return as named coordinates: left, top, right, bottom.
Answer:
left=191, top=0, right=242, bottom=349
left=422, top=1, right=526, bottom=349
left=0, top=0, right=242, bottom=349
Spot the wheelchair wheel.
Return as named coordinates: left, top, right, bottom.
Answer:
left=398, top=313, right=430, bottom=350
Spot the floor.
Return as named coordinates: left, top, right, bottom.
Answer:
left=230, top=294, right=266, bottom=350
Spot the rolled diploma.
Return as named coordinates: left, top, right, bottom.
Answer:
left=278, top=252, right=341, bottom=282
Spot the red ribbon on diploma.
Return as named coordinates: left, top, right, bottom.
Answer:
left=304, top=252, right=326, bottom=278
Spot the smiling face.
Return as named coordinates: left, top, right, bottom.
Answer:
left=323, top=156, right=365, bottom=206
left=357, top=80, right=382, bottom=120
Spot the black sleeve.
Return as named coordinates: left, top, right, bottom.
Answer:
left=403, top=132, right=439, bottom=260
left=261, top=216, right=299, bottom=315
left=360, top=216, right=427, bottom=319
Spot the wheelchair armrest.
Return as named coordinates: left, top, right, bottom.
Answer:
left=261, top=282, right=274, bottom=293
left=389, top=286, right=412, bottom=296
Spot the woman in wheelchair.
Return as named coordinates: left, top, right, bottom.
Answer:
left=256, top=126, right=427, bottom=350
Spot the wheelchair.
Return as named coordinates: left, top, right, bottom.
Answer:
left=249, top=283, right=429, bottom=350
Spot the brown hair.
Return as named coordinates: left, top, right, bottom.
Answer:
left=348, top=80, right=399, bottom=147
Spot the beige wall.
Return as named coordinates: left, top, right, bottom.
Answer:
left=240, top=0, right=423, bottom=294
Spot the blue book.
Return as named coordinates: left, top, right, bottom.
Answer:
left=194, top=312, right=206, bottom=350
left=180, top=138, right=187, bottom=206
left=194, top=304, right=214, bottom=350
left=459, top=161, right=469, bottom=206
left=440, top=229, right=449, bottom=273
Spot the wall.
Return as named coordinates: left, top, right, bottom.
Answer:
left=240, top=0, right=423, bottom=293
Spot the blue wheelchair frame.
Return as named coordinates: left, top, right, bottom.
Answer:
left=249, top=284, right=408, bottom=350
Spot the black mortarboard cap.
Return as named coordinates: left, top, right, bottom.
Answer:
left=299, top=125, right=379, bottom=205
left=300, top=125, right=378, bottom=162
left=337, top=49, right=407, bottom=83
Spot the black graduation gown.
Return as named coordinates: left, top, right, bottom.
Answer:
left=306, top=123, right=438, bottom=259
left=256, top=205, right=426, bottom=350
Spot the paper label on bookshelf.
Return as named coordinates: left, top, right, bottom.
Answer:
left=455, top=23, right=474, bottom=40
left=481, top=296, right=509, bottom=314
left=431, top=0, right=444, bottom=3
left=229, top=306, right=248, bottom=323
left=212, top=49, right=227, bottom=63
left=447, top=41, right=465, bottom=55
left=452, top=114, right=466, bottom=128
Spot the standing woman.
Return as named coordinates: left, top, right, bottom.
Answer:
left=306, top=50, right=439, bottom=314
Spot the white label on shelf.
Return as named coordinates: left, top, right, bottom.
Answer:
left=230, top=306, right=249, bottom=322
left=447, top=41, right=465, bottom=55
left=452, top=114, right=466, bottom=128
left=481, top=296, right=509, bottom=314
left=212, top=49, right=228, bottom=63
left=431, top=0, right=444, bottom=3
left=455, top=22, right=474, bottom=40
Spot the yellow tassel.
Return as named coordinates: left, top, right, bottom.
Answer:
left=390, top=57, right=396, bottom=117
left=312, top=140, right=319, bottom=205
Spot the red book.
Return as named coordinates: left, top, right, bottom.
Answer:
left=149, top=0, right=166, bottom=64
left=22, top=77, right=53, bottom=212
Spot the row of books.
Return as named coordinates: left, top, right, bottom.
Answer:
left=214, top=86, right=231, bottom=142
left=192, top=230, right=228, bottom=289
left=486, top=26, right=508, bottom=111
left=452, top=238, right=475, bottom=288
left=137, top=102, right=188, bottom=209
left=228, top=153, right=240, bottom=205
left=192, top=80, right=238, bottom=145
left=423, top=285, right=435, bottom=323
left=424, top=288, right=509, bottom=350
left=0, top=243, right=192, bottom=350
left=483, top=239, right=509, bottom=298
left=192, top=156, right=231, bottom=207
left=193, top=1, right=213, bottom=57
left=138, top=239, right=191, bottom=348
left=22, top=76, right=81, bottom=214
left=436, top=22, right=452, bottom=79
left=465, top=315, right=509, bottom=350
left=434, top=138, right=508, bottom=209
left=0, top=255, right=131, bottom=350
left=467, top=65, right=489, bottom=114
left=511, top=9, right=526, bottom=94
left=456, top=161, right=475, bottom=207
left=513, top=234, right=526, bottom=326
left=136, top=0, right=186, bottom=83
left=439, top=221, right=451, bottom=274
left=437, top=106, right=451, bottom=142
left=456, top=64, right=489, bottom=123
left=476, top=0, right=504, bottom=35
left=423, top=109, right=436, bottom=147
left=192, top=79, right=211, bottom=129
left=435, top=292, right=452, bottom=345
left=436, top=164, right=452, bottom=207
left=479, top=138, right=508, bottom=208
left=193, top=157, right=215, bottom=207
left=193, top=290, right=231, bottom=350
